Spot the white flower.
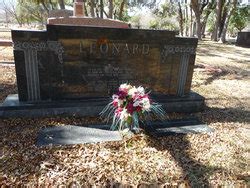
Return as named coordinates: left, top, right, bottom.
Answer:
left=128, top=87, right=137, bottom=97
left=141, top=98, right=151, bottom=111
left=112, top=94, right=119, bottom=100
left=120, top=108, right=129, bottom=121
left=118, top=99, right=124, bottom=107
left=133, top=100, right=140, bottom=107
left=119, top=83, right=131, bottom=91
left=137, top=86, right=145, bottom=95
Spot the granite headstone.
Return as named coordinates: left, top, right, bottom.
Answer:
left=0, top=24, right=205, bottom=117
left=12, top=25, right=197, bottom=102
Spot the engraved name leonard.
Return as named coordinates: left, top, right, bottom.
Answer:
left=79, top=39, right=150, bottom=55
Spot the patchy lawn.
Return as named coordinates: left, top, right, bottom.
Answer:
left=0, top=40, right=249, bottom=187
left=0, top=31, right=13, bottom=62
left=0, top=47, right=14, bottom=62
left=0, top=31, right=11, bottom=40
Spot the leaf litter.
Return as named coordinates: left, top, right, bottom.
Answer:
left=0, top=41, right=249, bottom=187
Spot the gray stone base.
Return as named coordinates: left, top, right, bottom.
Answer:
left=37, top=125, right=122, bottom=146
left=0, top=92, right=205, bottom=118
left=143, top=118, right=213, bottom=136
left=36, top=118, right=212, bottom=146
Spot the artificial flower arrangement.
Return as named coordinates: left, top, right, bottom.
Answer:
left=100, top=83, right=165, bottom=132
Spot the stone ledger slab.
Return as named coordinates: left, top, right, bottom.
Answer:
left=36, top=118, right=212, bottom=146
left=37, top=125, right=122, bottom=146
left=144, top=118, right=213, bottom=136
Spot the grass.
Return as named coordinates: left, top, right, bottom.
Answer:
left=0, top=38, right=249, bottom=187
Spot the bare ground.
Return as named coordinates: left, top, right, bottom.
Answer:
left=0, top=39, right=249, bottom=187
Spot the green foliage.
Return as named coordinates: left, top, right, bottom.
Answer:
left=206, top=11, right=216, bottom=33
left=150, top=3, right=178, bottom=30
left=130, top=15, right=141, bottom=28
left=16, top=1, right=47, bottom=26
left=149, top=18, right=178, bottom=30
left=230, top=7, right=249, bottom=32
left=119, top=10, right=131, bottom=22
left=153, top=3, right=177, bottom=18
left=149, top=20, right=159, bottom=29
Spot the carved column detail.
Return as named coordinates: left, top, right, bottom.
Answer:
left=14, top=41, right=64, bottom=101
left=177, top=53, right=190, bottom=96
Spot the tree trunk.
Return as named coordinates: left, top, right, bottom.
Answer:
left=201, top=13, right=210, bottom=37
left=95, top=4, right=99, bottom=18
left=178, top=3, right=184, bottom=36
left=100, top=0, right=104, bottom=18
left=119, top=0, right=125, bottom=20
left=212, top=0, right=223, bottom=41
left=49, top=0, right=54, bottom=10
left=191, top=0, right=202, bottom=40
left=185, top=2, right=189, bottom=36
left=190, top=6, right=193, bottom=37
left=5, top=11, right=8, bottom=27
left=58, top=0, right=65, bottom=9
left=41, top=1, right=49, bottom=14
left=221, top=0, right=237, bottom=43
left=83, top=1, right=88, bottom=17
left=108, top=0, right=113, bottom=19
left=201, top=0, right=216, bottom=37
left=196, top=14, right=202, bottom=40
left=219, top=2, right=229, bottom=38
left=90, top=0, right=95, bottom=17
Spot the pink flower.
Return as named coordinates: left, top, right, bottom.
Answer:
left=115, top=107, right=123, bottom=116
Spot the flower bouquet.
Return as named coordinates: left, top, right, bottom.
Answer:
left=100, top=83, right=166, bottom=132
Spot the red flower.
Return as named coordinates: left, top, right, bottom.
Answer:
left=113, top=100, right=118, bottom=107
left=136, top=106, right=142, bottom=112
left=117, top=90, right=127, bottom=100
left=127, top=102, right=134, bottom=114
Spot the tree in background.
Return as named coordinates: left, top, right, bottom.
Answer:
left=190, top=0, right=209, bottom=40
left=18, top=1, right=48, bottom=26
left=150, top=1, right=216, bottom=39
left=19, top=0, right=71, bottom=13
left=177, top=2, right=184, bottom=36
left=200, top=0, right=216, bottom=37
left=220, top=0, right=237, bottom=43
left=150, top=2, right=178, bottom=31
left=58, top=0, right=65, bottom=9
left=83, top=0, right=128, bottom=20
left=211, top=0, right=225, bottom=41
left=1, top=0, right=25, bottom=26
left=229, top=6, right=249, bottom=32
left=130, top=14, right=141, bottom=28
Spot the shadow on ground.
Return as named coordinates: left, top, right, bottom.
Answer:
left=0, top=83, right=17, bottom=103
left=200, top=106, right=250, bottom=124
left=146, top=134, right=223, bottom=187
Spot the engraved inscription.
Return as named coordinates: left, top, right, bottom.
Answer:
left=85, top=65, right=134, bottom=92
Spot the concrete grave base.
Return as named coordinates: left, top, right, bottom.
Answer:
left=0, top=92, right=204, bottom=118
